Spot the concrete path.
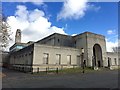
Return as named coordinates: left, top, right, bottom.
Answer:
left=2, top=68, right=119, bottom=88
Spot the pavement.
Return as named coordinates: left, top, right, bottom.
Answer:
left=2, top=67, right=119, bottom=89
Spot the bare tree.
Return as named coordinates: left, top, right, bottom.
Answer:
left=112, top=46, right=119, bottom=52
left=0, top=15, right=12, bottom=51
left=112, top=47, right=117, bottom=52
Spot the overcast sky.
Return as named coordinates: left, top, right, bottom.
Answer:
left=2, top=0, right=118, bottom=52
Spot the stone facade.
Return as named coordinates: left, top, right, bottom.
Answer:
left=37, top=33, right=74, bottom=47
left=8, top=30, right=119, bottom=72
left=74, top=32, right=107, bottom=67
left=1, top=51, right=9, bottom=67
left=107, top=52, right=119, bottom=69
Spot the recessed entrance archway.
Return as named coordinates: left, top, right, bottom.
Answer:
left=93, top=44, right=103, bottom=67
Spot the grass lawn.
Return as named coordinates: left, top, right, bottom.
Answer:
left=58, top=67, right=94, bottom=73
left=32, top=66, right=120, bottom=75
left=32, top=67, right=96, bottom=75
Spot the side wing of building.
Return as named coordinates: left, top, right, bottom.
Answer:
left=9, top=44, right=34, bottom=70
left=32, top=43, right=80, bottom=72
left=107, top=52, right=119, bottom=69
left=9, top=42, right=81, bottom=72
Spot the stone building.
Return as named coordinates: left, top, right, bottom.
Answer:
left=0, top=51, right=9, bottom=67
left=8, top=29, right=119, bottom=72
left=107, top=52, right=119, bottom=69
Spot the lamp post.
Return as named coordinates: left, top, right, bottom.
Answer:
left=81, top=48, right=85, bottom=73
left=92, top=56, right=95, bottom=69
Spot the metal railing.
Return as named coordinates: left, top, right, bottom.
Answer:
left=8, top=64, right=78, bottom=74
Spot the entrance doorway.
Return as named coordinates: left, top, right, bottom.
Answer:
left=93, top=44, right=103, bottom=67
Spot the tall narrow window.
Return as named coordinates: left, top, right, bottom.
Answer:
left=56, top=54, right=61, bottom=65
left=58, top=39, right=60, bottom=43
left=114, top=58, right=117, bottom=65
left=109, top=58, right=112, bottom=65
left=43, top=53, right=49, bottom=64
left=67, top=55, right=71, bottom=65
left=108, top=57, right=111, bottom=67
left=74, top=41, right=76, bottom=47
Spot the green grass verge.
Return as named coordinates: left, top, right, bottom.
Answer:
left=32, top=67, right=95, bottom=75
left=58, top=67, right=94, bottom=73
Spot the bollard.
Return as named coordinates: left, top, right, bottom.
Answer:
left=46, top=67, right=48, bottom=74
left=56, top=67, right=58, bottom=74
left=29, top=67, right=31, bottom=72
left=22, top=67, right=24, bottom=72
left=19, top=67, right=20, bottom=71
left=82, top=65, right=85, bottom=73
left=37, top=67, right=39, bottom=73
left=24, top=67, right=26, bottom=73
left=20, top=67, right=22, bottom=71
left=26, top=67, right=28, bottom=72
left=23, top=67, right=25, bottom=73
left=31, top=67, right=33, bottom=74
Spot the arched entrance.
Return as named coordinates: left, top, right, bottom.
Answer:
left=93, top=44, right=103, bottom=67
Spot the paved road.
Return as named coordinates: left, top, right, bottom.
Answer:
left=2, top=68, right=119, bottom=88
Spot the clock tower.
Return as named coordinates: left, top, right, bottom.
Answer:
left=15, top=29, right=21, bottom=43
